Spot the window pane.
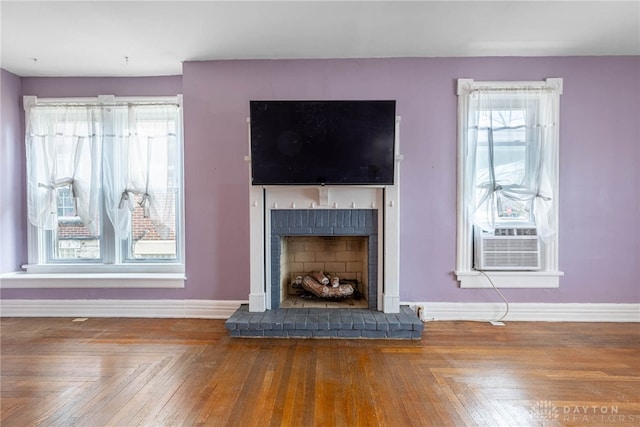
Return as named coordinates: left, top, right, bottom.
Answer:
left=478, top=109, right=527, bottom=144
left=56, top=187, right=76, bottom=217
left=128, top=194, right=177, bottom=260
left=122, top=108, right=179, bottom=261
left=52, top=209, right=101, bottom=260
left=473, top=107, right=534, bottom=225
left=496, top=196, right=532, bottom=221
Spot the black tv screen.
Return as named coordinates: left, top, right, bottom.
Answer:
left=250, top=100, right=396, bottom=185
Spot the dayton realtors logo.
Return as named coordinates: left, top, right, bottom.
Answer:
left=530, top=401, right=637, bottom=425
left=530, top=401, right=559, bottom=425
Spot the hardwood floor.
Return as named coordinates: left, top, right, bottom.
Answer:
left=1, top=318, right=638, bottom=426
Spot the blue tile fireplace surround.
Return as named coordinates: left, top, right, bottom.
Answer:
left=225, top=209, right=424, bottom=339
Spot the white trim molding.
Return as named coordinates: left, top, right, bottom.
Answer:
left=455, top=270, right=563, bottom=288
left=0, top=272, right=186, bottom=289
left=407, top=302, right=640, bottom=323
left=0, top=299, right=245, bottom=319
left=2, top=300, right=637, bottom=323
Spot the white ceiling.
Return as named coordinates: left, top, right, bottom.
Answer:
left=2, top=1, right=639, bottom=77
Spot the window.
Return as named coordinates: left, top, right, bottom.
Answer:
left=56, top=187, right=77, bottom=218
left=455, top=79, right=563, bottom=288
left=23, top=95, right=184, bottom=278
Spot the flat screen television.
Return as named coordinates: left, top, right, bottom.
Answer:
left=250, top=100, right=396, bottom=185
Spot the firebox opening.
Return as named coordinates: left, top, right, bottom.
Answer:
left=280, top=236, right=369, bottom=308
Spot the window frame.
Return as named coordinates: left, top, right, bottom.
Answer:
left=21, top=95, right=186, bottom=282
left=454, top=78, right=564, bottom=288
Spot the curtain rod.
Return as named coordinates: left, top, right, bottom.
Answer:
left=24, top=95, right=183, bottom=111
left=457, top=79, right=563, bottom=96
left=31, top=102, right=180, bottom=107
left=469, top=86, right=557, bottom=93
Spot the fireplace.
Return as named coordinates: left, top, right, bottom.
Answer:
left=226, top=182, right=426, bottom=338
left=247, top=184, right=400, bottom=313
left=270, top=209, right=378, bottom=309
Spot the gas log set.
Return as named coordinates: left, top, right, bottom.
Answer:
left=294, top=271, right=356, bottom=299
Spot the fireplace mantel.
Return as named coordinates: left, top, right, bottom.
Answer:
left=247, top=117, right=402, bottom=313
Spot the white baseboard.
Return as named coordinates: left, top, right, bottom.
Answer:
left=0, top=299, right=247, bottom=319
left=405, top=302, right=640, bottom=322
left=1, top=300, right=638, bottom=322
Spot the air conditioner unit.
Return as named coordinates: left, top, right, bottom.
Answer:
left=474, top=226, right=540, bottom=271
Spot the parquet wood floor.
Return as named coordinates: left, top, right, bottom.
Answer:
left=1, top=318, right=638, bottom=426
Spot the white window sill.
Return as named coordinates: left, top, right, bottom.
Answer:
left=455, top=270, right=563, bottom=288
left=0, top=269, right=186, bottom=289
left=21, top=263, right=184, bottom=274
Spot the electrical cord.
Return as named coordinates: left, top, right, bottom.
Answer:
left=477, top=269, right=510, bottom=324
left=419, top=270, right=510, bottom=324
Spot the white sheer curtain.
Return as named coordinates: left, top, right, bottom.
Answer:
left=25, top=105, right=103, bottom=236
left=103, top=104, right=180, bottom=241
left=464, top=88, right=558, bottom=242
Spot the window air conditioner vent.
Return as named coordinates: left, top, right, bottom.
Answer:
left=494, top=227, right=538, bottom=236
left=474, top=226, right=540, bottom=271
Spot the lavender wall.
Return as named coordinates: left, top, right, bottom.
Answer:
left=2, top=57, right=639, bottom=304
left=0, top=69, right=25, bottom=273
left=18, top=76, right=183, bottom=98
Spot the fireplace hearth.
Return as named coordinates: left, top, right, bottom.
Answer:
left=225, top=304, right=424, bottom=339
